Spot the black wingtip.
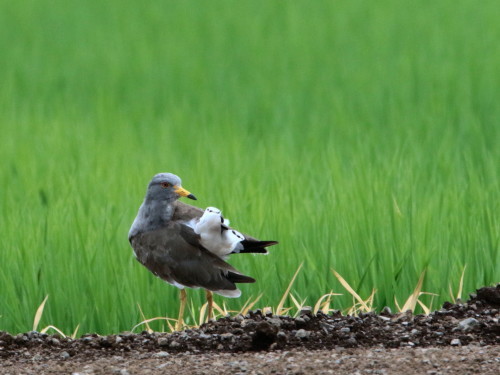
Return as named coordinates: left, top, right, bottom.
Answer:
left=242, top=240, right=278, bottom=249
left=227, top=271, right=256, bottom=284
left=233, top=247, right=269, bottom=254
left=261, top=240, right=279, bottom=247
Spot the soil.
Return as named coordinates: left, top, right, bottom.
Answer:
left=1, top=286, right=498, bottom=374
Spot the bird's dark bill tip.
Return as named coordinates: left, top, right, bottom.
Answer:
left=187, top=193, right=197, bottom=200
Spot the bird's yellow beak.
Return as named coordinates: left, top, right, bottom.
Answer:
left=174, top=185, right=197, bottom=200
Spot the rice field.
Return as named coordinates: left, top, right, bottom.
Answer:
left=0, top=0, right=498, bottom=335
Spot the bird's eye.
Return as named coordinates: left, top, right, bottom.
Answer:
left=161, top=182, right=171, bottom=188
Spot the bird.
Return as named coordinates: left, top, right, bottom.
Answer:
left=193, top=207, right=276, bottom=260
left=128, top=173, right=278, bottom=330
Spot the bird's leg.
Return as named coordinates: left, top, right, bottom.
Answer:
left=205, top=290, right=213, bottom=322
left=176, top=289, right=187, bottom=331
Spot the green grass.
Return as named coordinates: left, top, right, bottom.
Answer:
left=0, top=0, right=498, bottom=334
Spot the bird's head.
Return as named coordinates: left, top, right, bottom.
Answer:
left=146, top=173, right=197, bottom=202
left=205, top=207, right=221, bottom=215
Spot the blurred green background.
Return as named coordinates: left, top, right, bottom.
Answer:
left=0, top=0, right=498, bottom=334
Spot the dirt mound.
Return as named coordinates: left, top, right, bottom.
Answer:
left=1, top=286, right=498, bottom=359
left=0, top=285, right=500, bottom=375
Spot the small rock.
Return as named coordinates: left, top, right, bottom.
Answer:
left=153, top=351, right=170, bottom=358
left=295, top=317, right=306, bottom=325
left=158, top=337, right=169, bottom=347
left=299, top=306, right=313, bottom=316
left=277, top=331, right=287, bottom=342
left=340, top=327, right=350, bottom=333
left=320, top=322, right=334, bottom=333
left=220, top=333, right=234, bottom=340
left=450, top=338, right=461, bottom=346
left=457, top=318, right=480, bottom=332
left=266, top=318, right=282, bottom=328
left=240, top=319, right=256, bottom=329
left=14, top=334, right=28, bottom=344
left=60, top=351, right=70, bottom=359
left=346, top=337, right=357, bottom=346
left=169, top=340, right=180, bottom=349
left=295, top=329, right=310, bottom=339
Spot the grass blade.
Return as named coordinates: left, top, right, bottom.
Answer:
left=40, top=325, right=66, bottom=337
left=401, top=269, right=426, bottom=312
left=331, top=270, right=370, bottom=312
left=457, top=265, right=467, bottom=301
left=71, top=324, right=80, bottom=339
left=131, top=317, right=178, bottom=332
left=276, top=263, right=303, bottom=315
left=136, top=303, right=152, bottom=333
left=240, top=293, right=263, bottom=315
left=33, top=295, right=49, bottom=332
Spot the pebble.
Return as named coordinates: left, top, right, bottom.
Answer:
left=346, top=337, right=357, bottom=346
left=157, top=338, right=169, bottom=347
left=457, top=318, right=480, bottom=332
left=381, top=306, right=392, bottom=315
left=299, top=306, right=313, bottom=315
left=153, top=351, right=170, bottom=358
left=266, top=318, right=282, bottom=328
left=295, top=329, right=310, bottom=339
left=294, top=317, right=306, bottom=326
left=220, top=333, right=233, bottom=340
left=450, top=339, right=461, bottom=346
left=169, top=341, right=180, bottom=349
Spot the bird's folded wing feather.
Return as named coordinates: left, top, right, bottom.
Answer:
left=130, top=222, right=255, bottom=291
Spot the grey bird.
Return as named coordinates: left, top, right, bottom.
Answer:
left=128, top=173, right=278, bottom=330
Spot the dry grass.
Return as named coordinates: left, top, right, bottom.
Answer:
left=29, top=267, right=474, bottom=335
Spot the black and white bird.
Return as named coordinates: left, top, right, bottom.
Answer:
left=193, top=206, right=275, bottom=259
left=128, top=173, right=278, bottom=330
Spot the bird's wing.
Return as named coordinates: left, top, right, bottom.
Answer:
left=130, top=222, right=255, bottom=295
left=172, top=201, right=204, bottom=221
